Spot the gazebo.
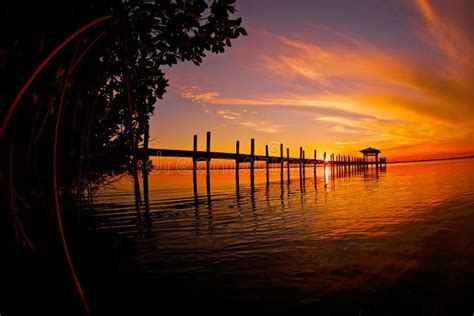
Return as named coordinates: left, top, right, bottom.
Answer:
left=360, top=147, right=381, bottom=166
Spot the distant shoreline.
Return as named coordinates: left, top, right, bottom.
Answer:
left=149, top=155, right=474, bottom=171
left=387, top=155, right=474, bottom=164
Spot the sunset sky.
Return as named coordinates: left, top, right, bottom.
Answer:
left=150, top=0, right=473, bottom=162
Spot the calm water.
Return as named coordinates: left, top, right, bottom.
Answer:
left=85, top=159, right=474, bottom=314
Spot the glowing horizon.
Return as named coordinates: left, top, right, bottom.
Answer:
left=149, top=0, right=473, bottom=162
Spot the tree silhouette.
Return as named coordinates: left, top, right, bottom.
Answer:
left=0, top=0, right=246, bottom=313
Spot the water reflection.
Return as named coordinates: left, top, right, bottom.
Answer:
left=89, top=159, right=474, bottom=313
left=324, top=165, right=329, bottom=189
left=97, top=163, right=386, bottom=237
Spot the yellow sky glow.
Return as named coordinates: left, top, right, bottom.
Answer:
left=150, top=0, right=473, bottom=162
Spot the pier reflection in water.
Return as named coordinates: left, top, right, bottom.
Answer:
left=88, top=159, right=474, bottom=314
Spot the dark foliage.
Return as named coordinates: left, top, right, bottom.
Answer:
left=0, top=0, right=246, bottom=184
left=0, top=0, right=245, bottom=313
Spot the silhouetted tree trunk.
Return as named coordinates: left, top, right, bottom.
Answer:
left=123, top=25, right=141, bottom=210
left=142, top=121, right=150, bottom=212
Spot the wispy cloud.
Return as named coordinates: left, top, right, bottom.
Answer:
left=334, top=141, right=360, bottom=146
left=414, top=0, right=473, bottom=69
left=216, top=109, right=240, bottom=121
left=214, top=108, right=282, bottom=134
left=165, top=1, right=473, bottom=160
left=177, top=85, right=220, bottom=103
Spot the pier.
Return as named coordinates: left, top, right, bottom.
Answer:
left=135, top=131, right=387, bottom=213
left=139, top=131, right=385, bottom=180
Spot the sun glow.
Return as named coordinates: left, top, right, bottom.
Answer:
left=150, top=0, right=474, bottom=162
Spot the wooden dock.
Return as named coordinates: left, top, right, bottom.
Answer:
left=135, top=131, right=386, bottom=214
left=140, top=131, right=384, bottom=169
left=146, top=148, right=322, bottom=165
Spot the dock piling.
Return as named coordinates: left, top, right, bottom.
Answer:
left=302, top=149, right=306, bottom=179
left=280, top=143, right=284, bottom=183
left=206, top=131, right=211, bottom=199
left=299, top=147, right=303, bottom=179
left=236, top=140, right=240, bottom=179
left=250, top=138, right=255, bottom=185
left=193, top=134, right=198, bottom=197
left=314, top=149, right=317, bottom=174
left=206, top=131, right=211, bottom=176
left=193, top=134, right=198, bottom=167
left=265, top=144, right=269, bottom=184
left=287, top=147, right=290, bottom=183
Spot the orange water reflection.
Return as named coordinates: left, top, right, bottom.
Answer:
left=103, top=159, right=473, bottom=239
left=93, top=159, right=474, bottom=310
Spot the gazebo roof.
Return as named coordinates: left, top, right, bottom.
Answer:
left=360, top=147, right=381, bottom=154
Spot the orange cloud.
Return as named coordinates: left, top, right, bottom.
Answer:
left=170, top=2, right=473, bottom=161
left=178, top=84, right=220, bottom=103
left=214, top=107, right=283, bottom=134
left=414, top=0, right=473, bottom=69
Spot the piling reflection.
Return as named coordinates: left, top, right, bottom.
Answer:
left=172, top=162, right=385, bottom=232
left=92, top=161, right=388, bottom=238
left=86, top=159, right=474, bottom=313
